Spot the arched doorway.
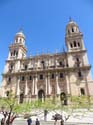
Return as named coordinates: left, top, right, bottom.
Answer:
left=20, top=93, right=24, bottom=103
left=38, top=89, right=45, bottom=102
left=60, top=92, right=67, bottom=105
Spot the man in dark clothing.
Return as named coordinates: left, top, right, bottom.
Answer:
left=60, top=118, right=64, bottom=125
left=35, top=118, right=40, bottom=125
left=27, top=117, right=32, bottom=125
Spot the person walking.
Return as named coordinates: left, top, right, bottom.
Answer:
left=1, top=118, right=5, bottom=125
left=27, top=117, right=32, bottom=125
left=35, top=118, right=40, bottom=125
left=60, top=118, right=64, bottom=125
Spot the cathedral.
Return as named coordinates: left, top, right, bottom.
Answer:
left=1, top=19, right=93, bottom=104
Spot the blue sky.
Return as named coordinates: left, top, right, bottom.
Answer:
left=0, top=0, right=93, bottom=84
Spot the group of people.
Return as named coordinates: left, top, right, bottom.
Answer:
left=0, top=109, right=64, bottom=125
left=27, top=118, right=40, bottom=125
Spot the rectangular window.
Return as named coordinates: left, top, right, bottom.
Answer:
left=25, top=65, right=28, bottom=70
left=7, top=77, right=11, bottom=85
left=51, top=73, right=55, bottom=79
left=78, top=71, right=82, bottom=77
left=29, top=76, right=32, bottom=80
left=60, top=73, right=64, bottom=78
left=11, top=53, right=13, bottom=56
left=21, top=76, right=25, bottom=81
left=40, top=74, right=43, bottom=80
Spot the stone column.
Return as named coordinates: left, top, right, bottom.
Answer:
left=35, top=75, right=38, bottom=96
left=48, top=73, right=51, bottom=95
left=32, top=76, right=35, bottom=95
left=56, top=73, right=60, bottom=95
left=16, top=77, right=20, bottom=104
left=25, top=77, right=28, bottom=102
left=45, top=75, right=48, bottom=96
left=66, top=74, right=70, bottom=95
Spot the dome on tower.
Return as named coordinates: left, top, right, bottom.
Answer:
left=15, top=31, right=25, bottom=39
left=66, top=18, right=80, bottom=35
left=14, top=30, right=25, bottom=45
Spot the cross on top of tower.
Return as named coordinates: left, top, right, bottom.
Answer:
left=69, top=17, right=73, bottom=22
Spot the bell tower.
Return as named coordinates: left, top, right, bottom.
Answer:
left=3, top=31, right=27, bottom=75
left=65, top=18, right=85, bottom=52
left=65, top=18, right=93, bottom=97
left=8, top=31, right=27, bottom=60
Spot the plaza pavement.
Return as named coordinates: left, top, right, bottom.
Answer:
left=1, top=109, right=93, bottom=125
left=13, top=109, right=93, bottom=125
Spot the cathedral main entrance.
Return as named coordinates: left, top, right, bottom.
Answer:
left=38, top=89, right=45, bottom=102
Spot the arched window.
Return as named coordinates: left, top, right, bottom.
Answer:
left=11, top=52, right=13, bottom=56
left=41, top=60, right=44, bottom=64
left=76, top=57, right=80, bottom=67
left=59, top=61, right=65, bottom=67
left=9, top=64, right=13, bottom=72
left=72, top=28, right=74, bottom=32
left=76, top=57, right=79, bottom=62
left=70, top=43, right=73, bottom=48
left=8, top=77, right=11, bottom=82
left=10, top=64, right=13, bottom=69
left=16, top=51, right=18, bottom=56
left=20, top=38, right=22, bottom=42
left=16, top=38, right=18, bottom=43
left=7, top=77, right=11, bottom=85
left=41, top=60, right=45, bottom=69
left=24, top=65, right=28, bottom=70
left=74, top=41, right=76, bottom=47
left=78, top=42, right=80, bottom=47
left=14, top=50, right=16, bottom=55
left=59, top=61, right=62, bottom=66
left=80, top=88, right=85, bottom=95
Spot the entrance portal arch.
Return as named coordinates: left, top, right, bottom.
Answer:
left=38, top=89, right=45, bottom=102
left=60, top=92, right=67, bottom=105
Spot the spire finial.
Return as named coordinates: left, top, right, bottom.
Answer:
left=47, top=49, right=49, bottom=54
left=36, top=49, right=38, bottom=56
left=63, top=46, right=66, bottom=53
left=19, top=27, right=23, bottom=33
left=69, top=17, right=73, bottom=22
left=42, top=49, right=44, bottom=55
left=55, top=49, right=58, bottom=54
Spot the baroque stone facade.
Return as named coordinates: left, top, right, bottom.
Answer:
left=1, top=19, right=93, bottom=104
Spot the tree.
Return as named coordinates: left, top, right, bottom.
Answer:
left=0, top=91, right=16, bottom=125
